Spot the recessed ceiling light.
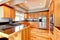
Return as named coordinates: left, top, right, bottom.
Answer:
left=25, top=1, right=27, bottom=3
left=6, top=3, right=9, bottom=5
left=40, top=3, right=42, bottom=5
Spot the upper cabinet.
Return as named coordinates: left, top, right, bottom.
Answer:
left=53, top=0, right=60, bottom=26
left=49, top=0, right=60, bottom=26
left=0, top=5, right=15, bottom=19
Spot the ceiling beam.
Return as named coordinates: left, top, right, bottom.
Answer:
left=11, top=0, right=24, bottom=5
left=12, top=5, right=27, bottom=13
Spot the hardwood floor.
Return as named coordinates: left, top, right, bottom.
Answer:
left=31, top=28, right=52, bottom=40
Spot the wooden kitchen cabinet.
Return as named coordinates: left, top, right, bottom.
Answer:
left=53, top=0, right=60, bottom=26
left=49, top=0, right=60, bottom=26
left=0, top=5, right=15, bottom=19
left=10, top=8, right=15, bottom=19
left=50, top=27, right=60, bottom=40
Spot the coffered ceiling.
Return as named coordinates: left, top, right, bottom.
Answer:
left=0, top=0, right=52, bottom=13
left=15, top=0, right=52, bottom=12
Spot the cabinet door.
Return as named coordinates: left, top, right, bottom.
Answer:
left=0, top=6, right=15, bottom=19
left=10, top=8, right=15, bottom=19
left=3, top=6, right=10, bottom=18
left=54, top=0, right=60, bottom=26
left=3, top=6, right=15, bottom=19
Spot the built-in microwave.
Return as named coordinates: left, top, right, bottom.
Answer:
left=50, top=14, right=53, bottom=34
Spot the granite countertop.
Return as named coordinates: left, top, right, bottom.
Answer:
left=0, top=24, right=21, bottom=32
left=0, top=25, right=14, bottom=30
left=0, top=21, right=26, bottom=32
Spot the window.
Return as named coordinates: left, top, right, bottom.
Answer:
left=15, top=11, right=24, bottom=21
left=14, top=11, right=24, bottom=32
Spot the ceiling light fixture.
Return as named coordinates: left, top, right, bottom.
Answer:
left=25, top=0, right=27, bottom=3
left=40, top=3, right=42, bottom=5
left=6, top=3, right=9, bottom=5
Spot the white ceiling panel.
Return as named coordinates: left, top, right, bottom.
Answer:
left=11, top=0, right=25, bottom=5
left=12, top=5, right=27, bottom=12
left=24, top=0, right=47, bottom=10
left=0, top=0, right=10, bottom=4
left=15, top=0, right=51, bottom=10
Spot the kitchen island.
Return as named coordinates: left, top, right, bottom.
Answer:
left=0, top=24, right=23, bottom=34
